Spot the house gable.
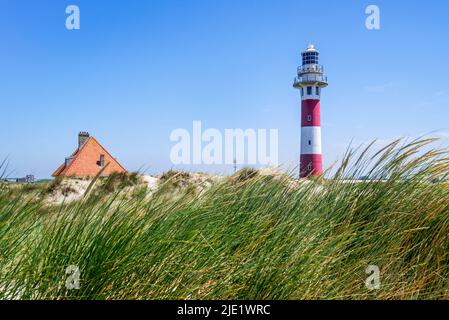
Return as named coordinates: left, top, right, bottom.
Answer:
left=52, top=137, right=126, bottom=177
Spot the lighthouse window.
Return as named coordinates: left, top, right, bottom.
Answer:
left=301, top=88, right=304, bottom=96
left=307, top=115, right=312, bottom=122
left=303, top=52, right=319, bottom=65
left=307, top=163, right=313, bottom=172
left=316, top=87, right=320, bottom=95
left=307, top=86, right=312, bottom=95
left=308, top=140, right=311, bottom=146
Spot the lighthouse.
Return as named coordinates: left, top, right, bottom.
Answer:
left=293, top=44, right=328, bottom=178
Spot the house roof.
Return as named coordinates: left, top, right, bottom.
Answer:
left=52, top=136, right=126, bottom=177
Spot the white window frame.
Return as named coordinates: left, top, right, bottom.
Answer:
left=99, top=154, right=105, bottom=167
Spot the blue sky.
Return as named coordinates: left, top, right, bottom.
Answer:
left=1, top=0, right=448, bottom=178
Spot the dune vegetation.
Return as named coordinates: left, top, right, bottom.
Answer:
left=0, top=138, right=448, bottom=299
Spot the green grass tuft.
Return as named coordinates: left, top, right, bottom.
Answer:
left=0, top=138, right=448, bottom=299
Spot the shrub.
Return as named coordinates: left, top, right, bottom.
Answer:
left=101, top=172, right=141, bottom=193
left=44, top=177, right=63, bottom=195
left=231, top=167, right=259, bottom=183
left=160, top=170, right=192, bottom=188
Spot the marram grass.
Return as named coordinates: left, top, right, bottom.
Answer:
left=1, top=138, right=448, bottom=300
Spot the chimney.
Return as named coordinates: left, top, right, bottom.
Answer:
left=78, top=132, right=90, bottom=149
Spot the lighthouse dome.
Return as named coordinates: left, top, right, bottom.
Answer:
left=304, top=44, right=319, bottom=53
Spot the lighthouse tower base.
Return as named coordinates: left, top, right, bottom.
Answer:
left=300, top=154, right=323, bottom=178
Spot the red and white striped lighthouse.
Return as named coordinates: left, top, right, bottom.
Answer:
left=293, top=44, right=328, bottom=178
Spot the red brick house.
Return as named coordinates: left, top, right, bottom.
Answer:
left=52, top=132, right=127, bottom=177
